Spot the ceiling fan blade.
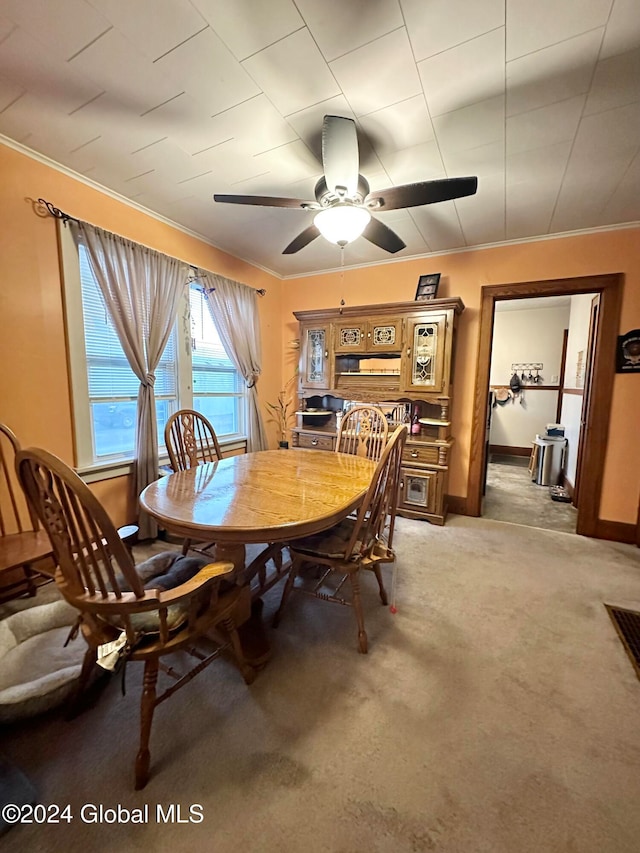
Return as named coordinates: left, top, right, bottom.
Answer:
left=322, top=115, right=359, bottom=197
left=213, top=193, right=318, bottom=209
left=366, top=176, right=478, bottom=211
left=362, top=217, right=406, bottom=254
left=283, top=224, right=321, bottom=254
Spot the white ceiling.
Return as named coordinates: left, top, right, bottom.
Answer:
left=495, top=295, right=571, bottom=312
left=1, top=0, right=639, bottom=278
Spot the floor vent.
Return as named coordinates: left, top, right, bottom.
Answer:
left=604, top=604, right=640, bottom=681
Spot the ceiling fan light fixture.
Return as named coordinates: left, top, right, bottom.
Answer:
left=314, top=205, right=371, bottom=246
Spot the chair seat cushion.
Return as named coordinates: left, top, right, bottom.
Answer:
left=291, top=517, right=360, bottom=560
left=117, top=552, right=218, bottom=636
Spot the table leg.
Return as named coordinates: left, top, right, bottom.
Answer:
left=214, top=541, right=272, bottom=668
left=213, top=541, right=246, bottom=576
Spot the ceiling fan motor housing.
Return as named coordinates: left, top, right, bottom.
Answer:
left=314, top=175, right=370, bottom=208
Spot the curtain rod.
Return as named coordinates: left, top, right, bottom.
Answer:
left=37, top=197, right=266, bottom=296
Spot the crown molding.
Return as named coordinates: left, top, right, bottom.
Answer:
left=4, top=133, right=638, bottom=284
left=281, top=220, right=640, bottom=280
left=0, top=134, right=281, bottom=280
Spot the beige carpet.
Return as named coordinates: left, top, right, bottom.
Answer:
left=1, top=516, right=639, bottom=853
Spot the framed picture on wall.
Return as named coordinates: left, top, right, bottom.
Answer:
left=415, top=273, right=441, bottom=301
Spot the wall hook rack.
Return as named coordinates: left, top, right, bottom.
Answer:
left=511, top=363, right=543, bottom=374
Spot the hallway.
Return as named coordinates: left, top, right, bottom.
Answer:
left=483, top=455, right=577, bottom=534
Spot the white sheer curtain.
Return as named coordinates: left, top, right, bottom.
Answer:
left=199, top=272, right=268, bottom=452
left=71, top=221, right=187, bottom=538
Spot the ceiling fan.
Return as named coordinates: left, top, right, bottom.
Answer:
left=213, top=115, right=478, bottom=255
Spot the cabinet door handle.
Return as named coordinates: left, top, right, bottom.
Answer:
left=324, top=351, right=328, bottom=358
left=311, top=438, right=318, bottom=446
left=410, top=450, right=418, bottom=458
left=407, top=348, right=411, bottom=357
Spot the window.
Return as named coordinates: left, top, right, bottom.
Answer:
left=189, top=284, right=245, bottom=438
left=60, top=225, right=246, bottom=475
left=80, top=244, right=177, bottom=460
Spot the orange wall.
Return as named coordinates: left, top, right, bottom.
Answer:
left=282, top=230, right=640, bottom=525
left=0, top=142, right=283, bottom=526
left=2, top=140, right=638, bottom=528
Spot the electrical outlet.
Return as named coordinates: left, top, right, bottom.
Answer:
left=551, top=375, right=558, bottom=384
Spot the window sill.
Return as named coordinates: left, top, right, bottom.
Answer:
left=78, top=437, right=248, bottom=483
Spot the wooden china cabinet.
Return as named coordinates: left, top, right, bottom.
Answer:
left=292, top=297, right=464, bottom=525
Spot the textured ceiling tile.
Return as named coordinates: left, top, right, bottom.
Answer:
left=0, top=27, right=105, bottom=114
left=505, top=190, right=557, bottom=240
left=419, top=28, right=505, bottom=118
left=506, top=141, right=572, bottom=185
left=251, top=139, right=321, bottom=185
left=1, top=0, right=110, bottom=60
left=433, top=96, right=505, bottom=153
left=358, top=95, right=434, bottom=155
left=242, top=28, right=339, bottom=116
left=87, top=0, right=207, bottom=61
left=0, top=16, right=15, bottom=41
left=506, top=96, right=585, bottom=155
left=377, top=140, right=445, bottom=186
left=1, top=0, right=639, bottom=277
left=329, top=29, right=421, bottom=117
left=190, top=0, right=303, bottom=61
left=153, top=27, right=259, bottom=117
left=506, top=0, right=612, bottom=61
left=601, top=152, right=640, bottom=222
left=410, top=203, right=466, bottom=252
left=0, top=74, right=24, bottom=113
left=571, top=102, right=640, bottom=161
left=441, top=141, right=505, bottom=180
left=403, top=0, right=505, bottom=61
left=68, top=28, right=183, bottom=114
left=456, top=171, right=506, bottom=244
left=206, top=95, right=298, bottom=156
left=600, top=0, right=640, bottom=59
left=295, top=0, right=403, bottom=62
left=584, top=47, right=640, bottom=117
left=506, top=29, right=602, bottom=117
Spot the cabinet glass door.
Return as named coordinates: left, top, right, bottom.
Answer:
left=399, top=468, right=437, bottom=513
left=301, top=325, right=331, bottom=388
left=401, top=314, right=447, bottom=393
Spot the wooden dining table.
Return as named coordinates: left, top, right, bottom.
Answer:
left=139, top=448, right=376, bottom=663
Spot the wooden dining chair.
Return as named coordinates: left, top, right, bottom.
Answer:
left=336, top=405, right=389, bottom=462
left=164, top=409, right=223, bottom=557
left=274, top=425, right=408, bottom=653
left=0, top=423, right=55, bottom=602
left=16, top=446, right=256, bottom=790
left=165, top=409, right=222, bottom=471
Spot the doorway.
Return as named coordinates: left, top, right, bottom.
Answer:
left=483, top=294, right=580, bottom=534
left=468, top=274, right=622, bottom=539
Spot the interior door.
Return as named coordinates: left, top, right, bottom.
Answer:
left=572, top=295, right=600, bottom=505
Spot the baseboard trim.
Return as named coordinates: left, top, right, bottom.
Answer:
left=593, top=519, right=636, bottom=545
left=490, top=445, right=531, bottom=457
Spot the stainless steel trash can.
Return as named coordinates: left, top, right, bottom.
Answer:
left=532, top=435, right=567, bottom=486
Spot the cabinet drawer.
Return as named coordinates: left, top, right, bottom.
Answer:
left=298, top=433, right=335, bottom=451
left=403, top=444, right=440, bottom=465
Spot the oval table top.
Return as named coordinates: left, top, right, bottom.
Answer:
left=139, top=448, right=376, bottom=545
